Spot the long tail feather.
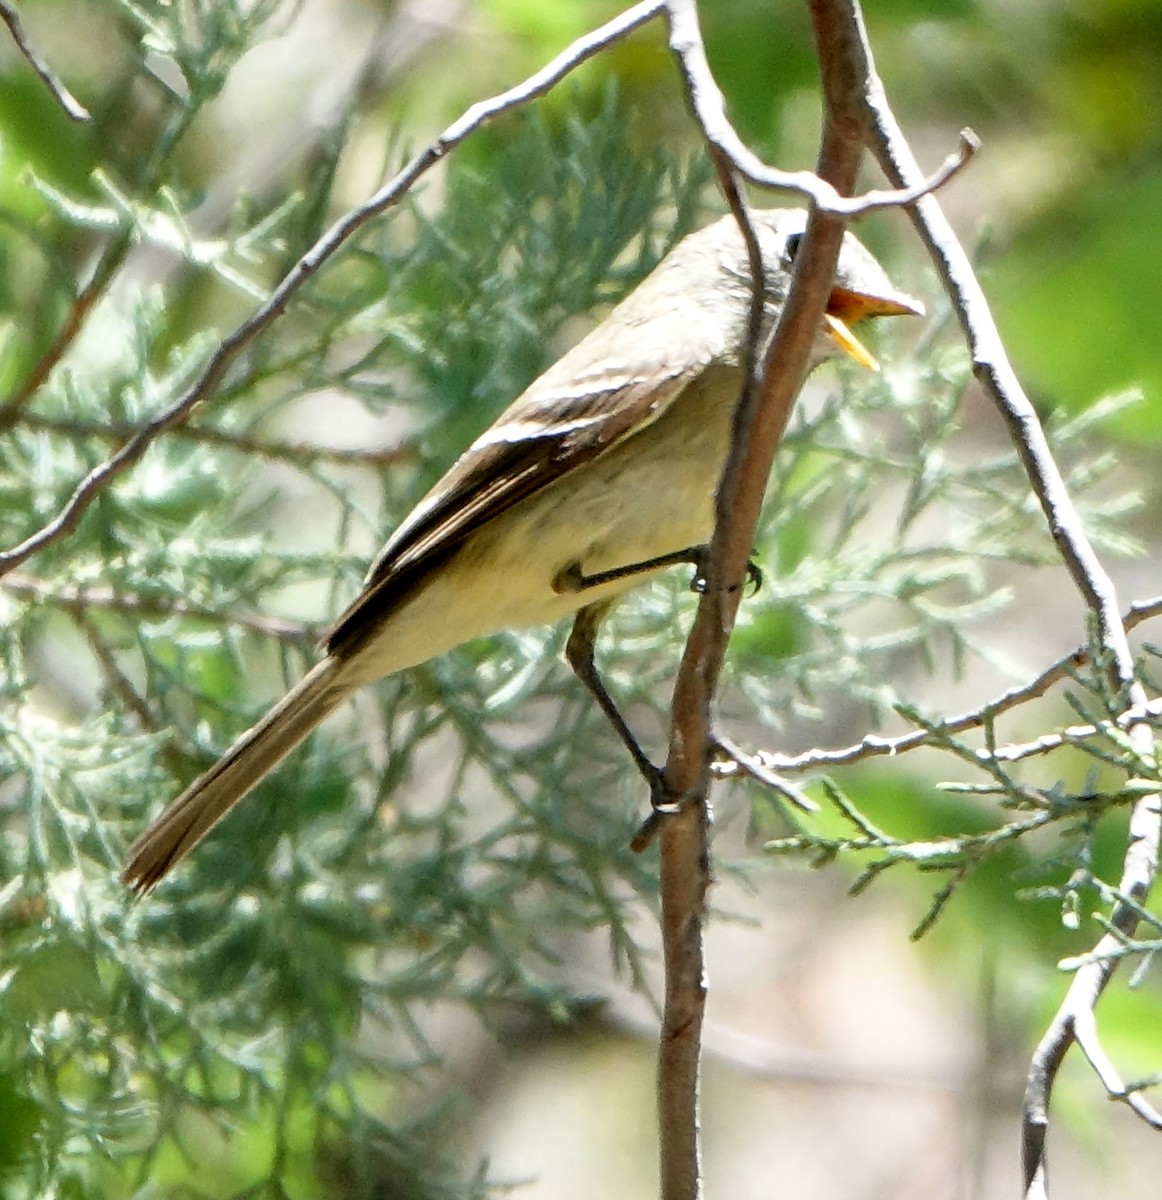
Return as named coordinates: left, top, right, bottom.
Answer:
left=122, top=658, right=349, bottom=892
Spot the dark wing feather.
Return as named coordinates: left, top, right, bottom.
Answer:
left=324, top=362, right=696, bottom=653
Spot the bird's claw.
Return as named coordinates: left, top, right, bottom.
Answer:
left=628, top=765, right=685, bottom=852
left=689, top=555, right=763, bottom=597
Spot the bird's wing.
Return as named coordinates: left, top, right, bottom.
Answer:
left=323, top=360, right=700, bottom=652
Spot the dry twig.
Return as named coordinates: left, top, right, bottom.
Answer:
left=4, top=572, right=315, bottom=643
left=0, top=246, right=126, bottom=428
left=652, top=1, right=948, bottom=1196
left=0, top=0, right=670, bottom=578
left=17, top=412, right=415, bottom=471
left=860, top=43, right=1161, bottom=1200
left=0, top=0, right=89, bottom=122
left=714, top=596, right=1162, bottom=780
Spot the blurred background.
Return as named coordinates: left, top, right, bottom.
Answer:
left=1, top=1, right=1161, bottom=1197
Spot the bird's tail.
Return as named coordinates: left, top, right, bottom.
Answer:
left=122, top=657, right=349, bottom=892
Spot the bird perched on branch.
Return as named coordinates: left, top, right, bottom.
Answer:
left=123, top=207, right=922, bottom=891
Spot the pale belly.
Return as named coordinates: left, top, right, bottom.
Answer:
left=336, top=366, right=741, bottom=685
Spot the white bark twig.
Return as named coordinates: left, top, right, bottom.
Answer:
left=1072, top=1008, right=1162, bottom=1129
left=716, top=693, right=1162, bottom=780
left=713, top=597, right=1162, bottom=790
left=862, top=64, right=1162, bottom=1200
left=0, top=0, right=90, bottom=122
left=666, top=0, right=977, bottom=216
left=0, top=0, right=670, bottom=578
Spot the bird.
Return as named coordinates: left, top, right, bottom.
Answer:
left=122, top=207, right=922, bottom=891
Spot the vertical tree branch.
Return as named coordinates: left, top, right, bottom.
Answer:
left=656, top=2, right=872, bottom=1195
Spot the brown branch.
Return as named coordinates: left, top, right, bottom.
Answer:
left=4, top=572, right=316, bottom=643
left=650, top=14, right=735, bottom=1192
left=662, top=0, right=975, bottom=217
left=0, top=243, right=128, bottom=429
left=0, top=0, right=90, bottom=122
left=0, top=0, right=669, bottom=579
left=67, top=609, right=205, bottom=784
left=861, top=50, right=1161, bottom=1200
left=71, top=610, right=161, bottom=735
left=652, top=1, right=900, bottom=1196
left=17, top=411, right=415, bottom=471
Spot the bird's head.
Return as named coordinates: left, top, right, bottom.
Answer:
left=749, top=208, right=924, bottom=371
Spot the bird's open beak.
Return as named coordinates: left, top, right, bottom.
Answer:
left=825, top=285, right=925, bottom=372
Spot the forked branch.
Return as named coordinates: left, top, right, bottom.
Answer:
left=863, top=39, right=1161, bottom=1200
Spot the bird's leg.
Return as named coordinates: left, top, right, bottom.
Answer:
left=554, top=546, right=763, bottom=598
left=553, top=545, right=705, bottom=593
left=565, top=601, right=678, bottom=816
left=557, top=549, right=765, bottom=850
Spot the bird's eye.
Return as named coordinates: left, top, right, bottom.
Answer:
left=785, top=232, right=803, bottom=263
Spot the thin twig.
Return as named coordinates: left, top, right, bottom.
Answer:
left=0, top=0, right=90, bottom=122
left=1072, top=1007, right=1162, bottom=1129
left=714, top=597, right=1162, bottom=779
left=17, top=411, right=415, bottom=471
left=732, top=125, right=977, bottom=217
left=863, top=44, right=1162, bottom=1200
left=4, top=572, right=316, bottom=643
left=0, top=242, right=127, bottom=428
left=0, top=0, right=670, bottom=579
left=959, top=706, right=1162, bottom=766
left=71, top=610, right=161, bottom=734
left=712, top=734, right=819, bottom=809
left=663, top=0, right=975, bottom=218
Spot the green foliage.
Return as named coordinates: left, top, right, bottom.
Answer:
left=0, top=12, right=709, bottom=1192
left=737, top=343, right=1154, bottom=943
left=2, top=1, right=1162, bottom=1195
left=722, top=342, right=1137, bottom=718
left=991, top=170, right=1162, bottom=441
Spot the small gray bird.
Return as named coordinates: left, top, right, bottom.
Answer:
left=123, top=208, right=922, bottom=890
